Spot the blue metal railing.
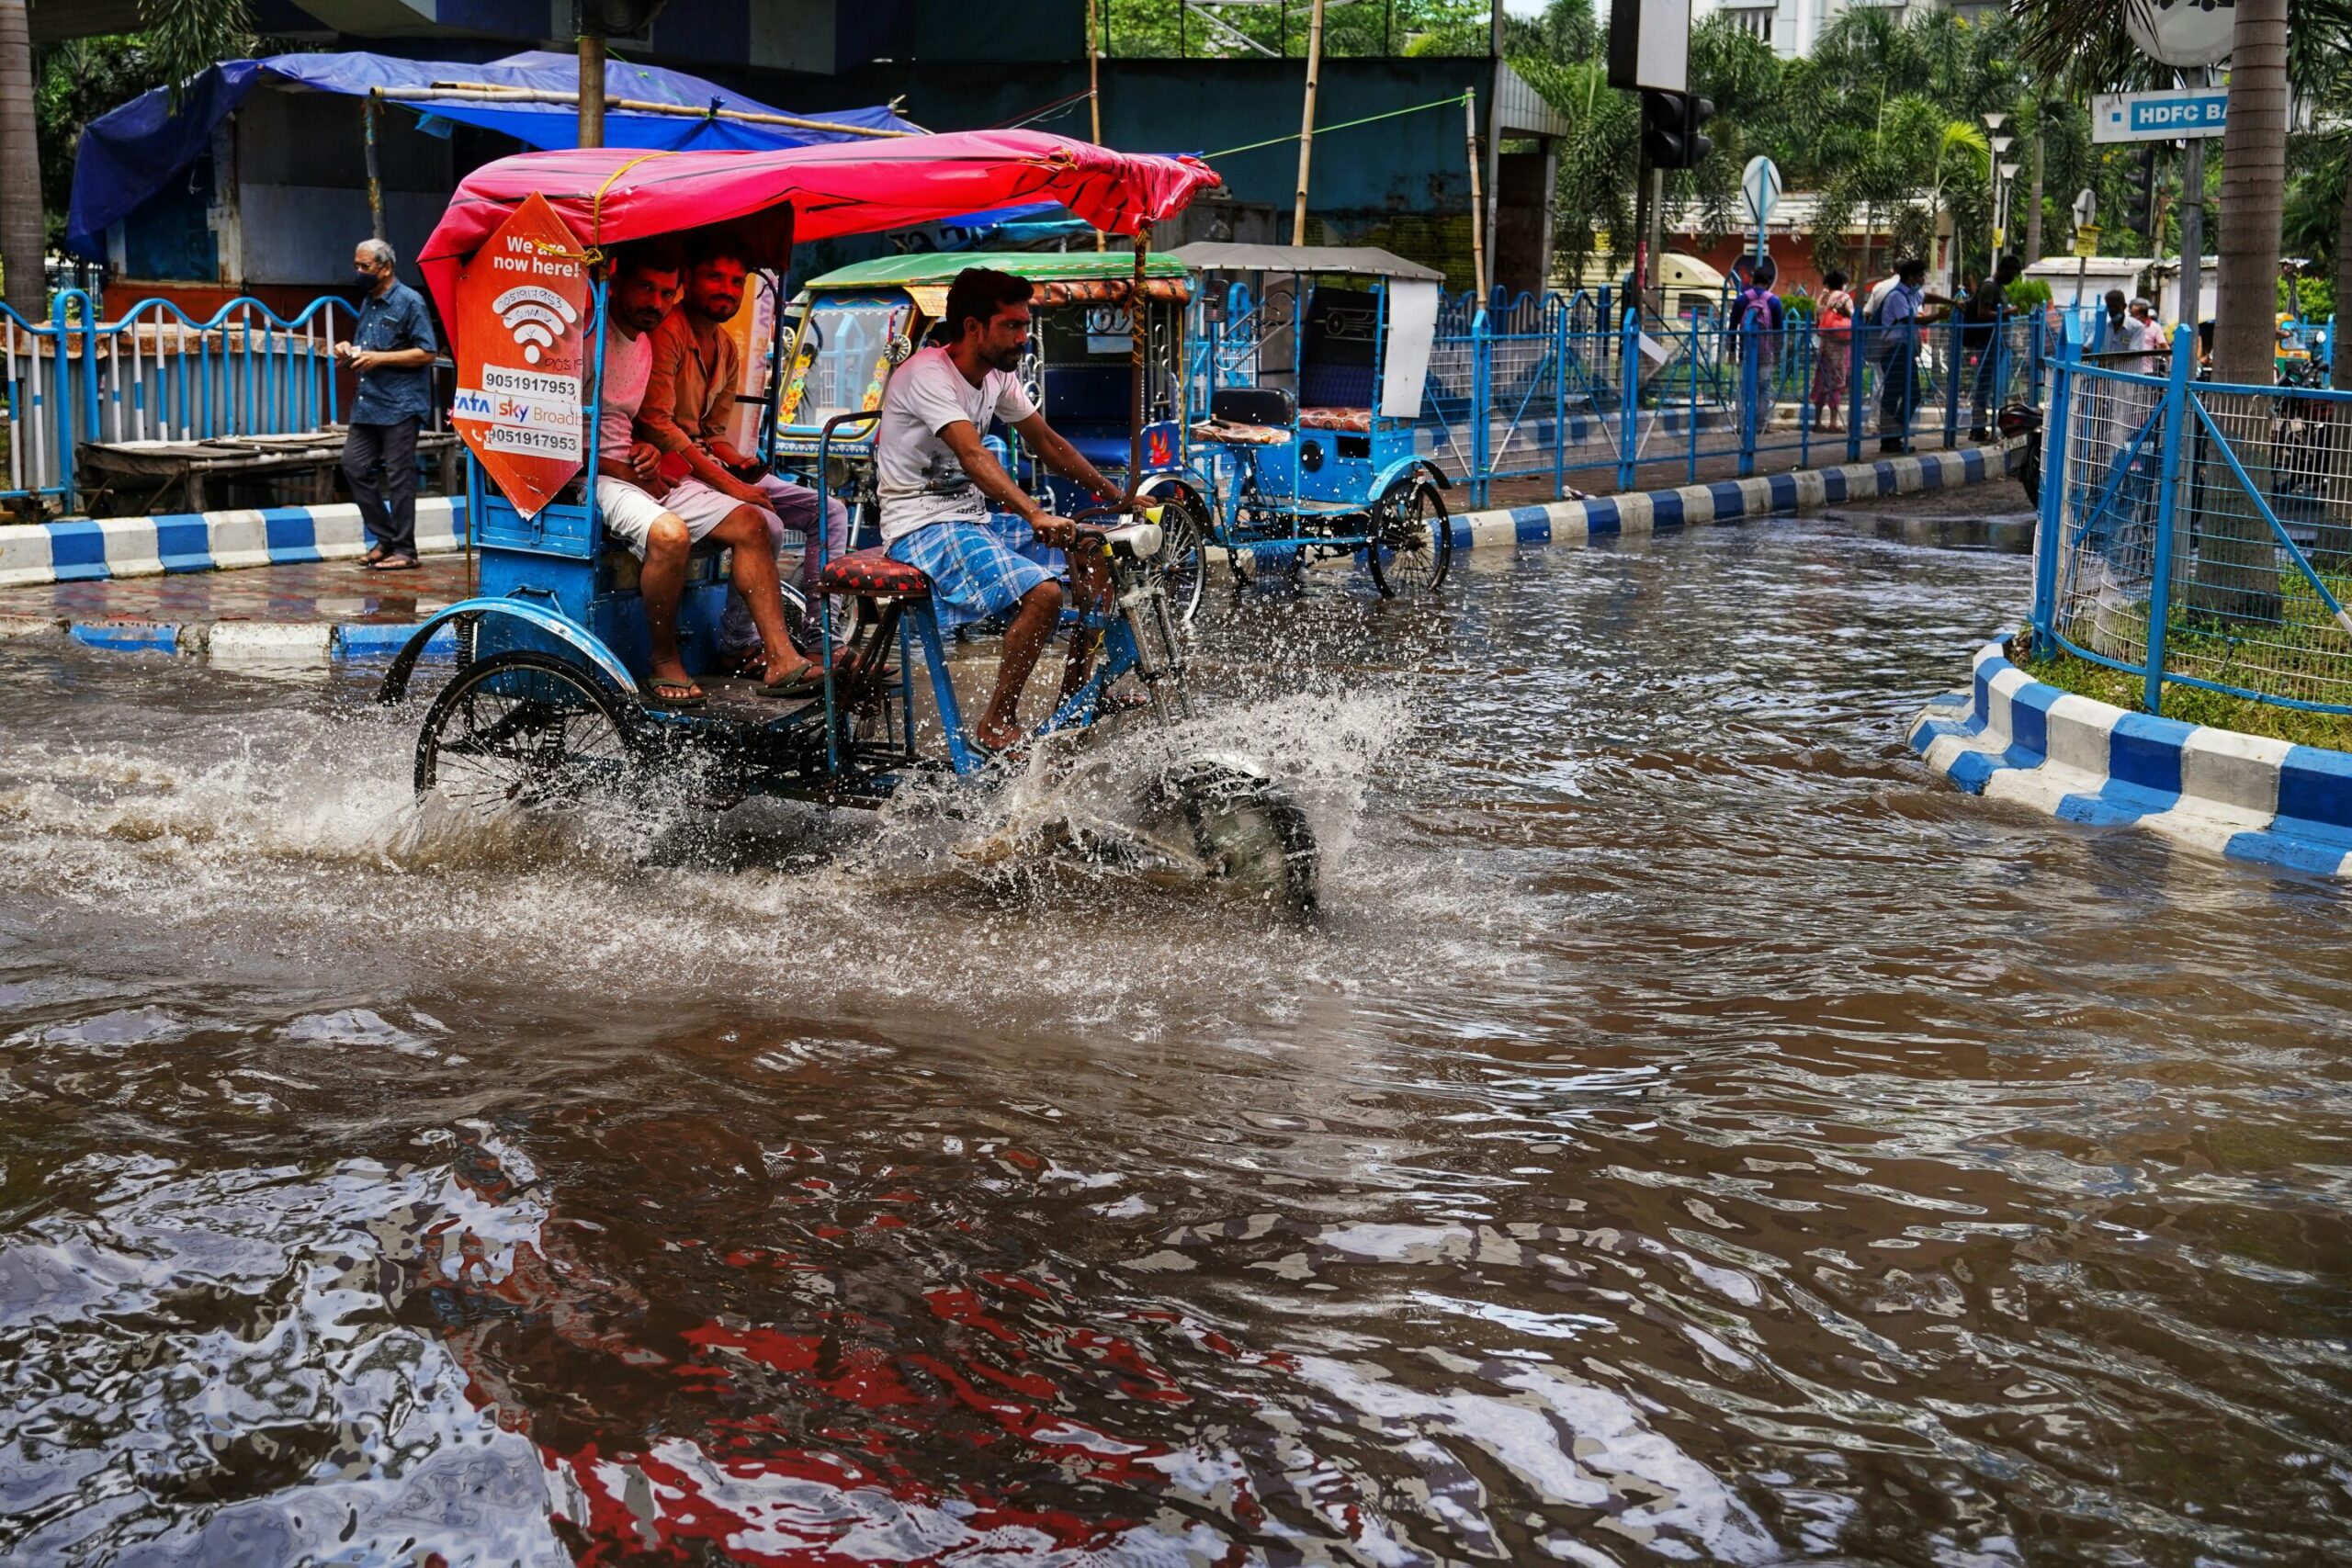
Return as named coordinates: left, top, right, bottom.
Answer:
left=1177, top=285, right=2059, bottom=510
left=0, top=290, right=361, bottom=513
left=2032, top=320, right=2352, bottom=716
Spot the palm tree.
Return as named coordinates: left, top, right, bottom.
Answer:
left=0, top=2, right=40, bottom=321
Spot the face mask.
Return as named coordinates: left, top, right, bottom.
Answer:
left=355, top=268, right=379, bottom=290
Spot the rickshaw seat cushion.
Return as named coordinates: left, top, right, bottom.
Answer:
left=1212, top=387, right=1295, bottom=426
left=1297, top=407, right=1374, bottom=433
left=820, top=547, right=930, bottom=598
left=1191, top=419, right=1291, bottom=447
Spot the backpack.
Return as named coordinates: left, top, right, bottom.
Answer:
left=1736, top=288, right=1778, bottom=334
left=1862, top=276, right=1897, bottom=326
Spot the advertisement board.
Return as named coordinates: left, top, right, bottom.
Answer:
left=450, top=192, right=591, bottom=519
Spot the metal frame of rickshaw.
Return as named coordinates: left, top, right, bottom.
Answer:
left=765, top=250, right=1218, bottom=621
left=376, top=226, right=1200, bottom=805
left=1175, top=243, right=1454, bottom=593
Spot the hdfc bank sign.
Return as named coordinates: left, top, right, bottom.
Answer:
left=451, top=192, right=591, bottom=518
left=2092, top=88, right=2230, bottom=144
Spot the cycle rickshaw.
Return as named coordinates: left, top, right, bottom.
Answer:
left=770, top=249, right=1217, bottom=622
left=372, top=134, right=1319, bottom=913
left=1174, top=242, right=1454, bottom=597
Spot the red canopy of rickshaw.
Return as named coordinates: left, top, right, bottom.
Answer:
left=417, top=130, right=1221, bottom=332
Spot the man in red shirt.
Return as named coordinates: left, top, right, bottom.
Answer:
left=639, top=234, right=851, bottom=670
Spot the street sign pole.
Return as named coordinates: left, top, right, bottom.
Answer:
left=2176, top=66, right=2211, bottom=343
left=2072, top=188, right=2096, bottom=319
left=1741, top=154, right=1781, bottom=271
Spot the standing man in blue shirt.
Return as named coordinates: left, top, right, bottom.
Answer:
left=1875, top=256, right=1943, bottom=454
left=337, top=239, right=438, bottom=570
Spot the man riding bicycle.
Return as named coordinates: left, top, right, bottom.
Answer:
left=876, top=268, right=1123, bottom=755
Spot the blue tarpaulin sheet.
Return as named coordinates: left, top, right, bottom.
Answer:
left=67, top=50, right=921, bottom=258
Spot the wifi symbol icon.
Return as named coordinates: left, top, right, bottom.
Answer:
left=490, top=285, right=581, bottom=367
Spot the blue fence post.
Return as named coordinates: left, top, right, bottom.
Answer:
left=50, top=290, right=75, bottom=512
left=1551, top=298, right=1568, bottom=500
left=2031, top=323, right=2077, bottom=660
left=77, top=292, right=100, bottom=452
left=1795, top=319, right=1813, bottom=471
left=1687, top=322, right=1701, bottom=484
left=2027, top=309, right=2043, bottom=410
left=1941, top=309, right=1962, bottom=449
left=1737, top=316, right=1758, bottom=478
left=1616, top=310, right=1640, bottom=494
left=1848, top=320, right=1866, bottom=466
left=2141, top=324, right=2197, bottom=715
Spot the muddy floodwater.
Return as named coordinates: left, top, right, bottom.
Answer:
left=4, top=522, right=2349, bottom=1567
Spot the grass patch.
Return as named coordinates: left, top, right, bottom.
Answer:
left=2013, top=637, right=2352, bottom=750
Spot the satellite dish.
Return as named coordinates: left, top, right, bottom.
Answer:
left=2126, top=0, right=2234, bottom=69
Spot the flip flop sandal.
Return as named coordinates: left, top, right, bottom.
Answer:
left=646, top=678, right=706, bottom=709
left=756, top=663, right=825, bottom=699
left=718, top=646, right=768, bottom=680
left=358, top=545, right=390, bottom=566
left=965, top=730, right=1029, bottom=766
left=369, top=554, right=421, bottom=572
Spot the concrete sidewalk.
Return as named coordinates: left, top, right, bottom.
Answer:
left=0, top=553, right=470, bottom=659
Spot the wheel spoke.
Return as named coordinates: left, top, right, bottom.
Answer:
left=417, top=652, right=639, bottom=816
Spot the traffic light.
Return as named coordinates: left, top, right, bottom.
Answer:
left=2120, top=146, right=2158, bottom=242
left=1642, top=90, right=1716, bottom=171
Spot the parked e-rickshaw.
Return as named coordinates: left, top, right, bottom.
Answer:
left=1174, top=242, right=1453, bottom=597
left=373, top=135, right=1319, bottom=913
left=770, top=250, right=1216, bottom=621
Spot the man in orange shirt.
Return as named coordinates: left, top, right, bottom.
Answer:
left=638, top=234, right=851, bottom=667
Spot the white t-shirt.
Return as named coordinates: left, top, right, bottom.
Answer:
left=597, top=324, right=653, bottom=458
left=876, top=345, right=1036, bottom=543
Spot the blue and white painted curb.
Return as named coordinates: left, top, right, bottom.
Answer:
left=1447, top=444, right=2004, bottom=550
left=0, top=497, right=468, bottom=589
left=0, top=613, right=458, bottom=664
left=1910, top=638, right=2352, bottom=878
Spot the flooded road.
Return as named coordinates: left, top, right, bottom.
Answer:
left=5, top=521, right=2349, bottom=1567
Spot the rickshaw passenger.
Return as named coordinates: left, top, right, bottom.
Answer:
left=594, top=241, right=824, bottom=708
left=638, top=233, right=852, bottom=667
left=876, top=268, right=1120, bottom=754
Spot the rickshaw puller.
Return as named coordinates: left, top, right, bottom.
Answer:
left=596, top=241, right=823, bottom=707
left=876, top=268, right=1123, bottom=755
left=638, top=234, right=852, bottom=670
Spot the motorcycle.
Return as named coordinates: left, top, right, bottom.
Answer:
left=1996, top=400, right=2042, bottom=509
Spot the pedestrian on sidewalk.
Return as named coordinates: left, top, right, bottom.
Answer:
left=1811, top=268, right=1854, bottom=434
left=1733, top=258, right=1785, bottom=438
left=337, top=240, right=438, bottom=571
left=1963, top=254, right=2023, bottom=442
left=1875, top=257, right=1936, bottom=454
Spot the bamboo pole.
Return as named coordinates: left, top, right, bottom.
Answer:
left=375, top=83, right=916, bottom=139
left=1464, top=89, right=1487, bottom=304
left=576, top=34, right=605, bottom=150
left=1290, top=0, right=1328, bottom=246
left=363, top=92, right=385, bottom=241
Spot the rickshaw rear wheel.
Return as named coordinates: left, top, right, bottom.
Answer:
left=1145, top=761, right=1318, bottom=919
left=1364, top=478, right=1451, bottom=600
left=414, top=649, right=646, bottom=814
